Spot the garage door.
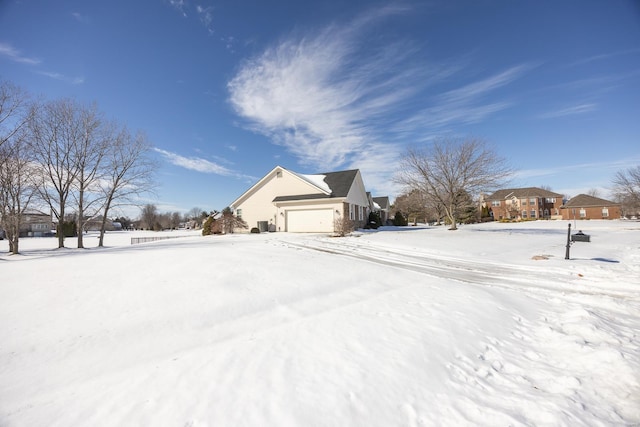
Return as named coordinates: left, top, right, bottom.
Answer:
left=286, top=209, right=334, bottom=233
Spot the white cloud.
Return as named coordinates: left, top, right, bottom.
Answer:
left=71, top=12, right=90, bottom=24
left=0, top=42, right=40, bottom=65
left=168, top=0, right=188, bottom=17
left=538, top=103, right=596, bottom=119
left=154, top=148, right=255, bottom=181
left=36, top=71, right=84, bottom=85
left=228, top=7, right=422, bottom=175
left=196, top=5, right=214, bottom=34
left=227, top=7, right=529, bottom=197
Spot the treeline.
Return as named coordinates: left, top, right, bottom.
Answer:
left=0, top=79, right=156, bottom=254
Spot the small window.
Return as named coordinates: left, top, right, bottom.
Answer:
left=602, top=208, right=609, bottom=217
left=530, top=210, right=536, bottom=218
left=529, top=198, right=536, bottom=205
left=544, top=209, right=549, bottom=217
left=236, top=209, right=243, bottom=218
left=276, top=171, right=282, bottom=178
left=579, top=209, right=586, bottom=218
left=522, top=199, right=528, bottom=205
left=522, top=210, right=527, bottom=218
left=491, top=200, right=500, bottom=207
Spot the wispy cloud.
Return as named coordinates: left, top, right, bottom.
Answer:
left=568, top=48, right=640, bottom=67
left=538, top=103, right=596, bottom=119
left=168, top=0, right=188, bottom=17
left=227, top=6, right=528, bottom=196
left=228, top=6, right=420, bottom=176
left=36, top=71, right=85, bottom=85
left=196, top=5, right=214, bottom=34
left=0, top=42, right=41, bottom=65
left=154, top=148, right=255, bottom=180
left=71, top=12, right=90, bottom=24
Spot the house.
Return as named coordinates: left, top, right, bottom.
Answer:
left=561, top=194, right=622, bottom=220
left=372, top=196, right=391, bottom=225
left=20, top=209, right=54, bottom=237
left=486, top=187, right=564, bottom=221
left=230, top=166, right=381, bottom=233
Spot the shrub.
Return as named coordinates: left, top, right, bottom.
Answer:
left=202, top=216, right=214, bottom=236
left=250, top=227, right=260, bottom=233
left=393, top=211, right=408, bottom=226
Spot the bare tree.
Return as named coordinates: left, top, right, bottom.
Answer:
left=396, top=138, right=512, bottom=230
left=96, top=128, right=156, bottom=246
left=0, top=80, right=35, bottom=254
left=612, top=165, right=640, bottom=216
left=0, top=80, right=30, bottom=149
left=586, top=188, right=601, bottom=198
left=71, top=104, right=108, bottom=249
left=394, top=189, right=429, bottom=225
left=29, top=98, right=88, bottom=248
left=140, top=204, right=158, bottom=230
left=0, top=132, right=38, bottom=254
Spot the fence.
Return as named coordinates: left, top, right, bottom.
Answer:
left=131, top=235, right=191, bottom=245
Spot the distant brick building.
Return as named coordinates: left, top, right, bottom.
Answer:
left=561, top=194, right=621, bottom=220
left=486, top=187, right=564, bottom=221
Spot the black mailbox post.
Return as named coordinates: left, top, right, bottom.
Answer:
left=565, top=223, right=591, bottom=259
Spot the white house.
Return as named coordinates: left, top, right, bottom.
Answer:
left=229, top=166, right=375, bottom=233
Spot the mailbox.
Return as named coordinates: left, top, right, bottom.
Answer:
left=571, top=231, right=591, bottom=243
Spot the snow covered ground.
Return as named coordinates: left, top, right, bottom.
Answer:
left=1, top=220, right=638, bottom=426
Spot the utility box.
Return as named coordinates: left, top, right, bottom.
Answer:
left=571, top=231, right=591, bottom=243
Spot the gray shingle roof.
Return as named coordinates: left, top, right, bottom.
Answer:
left=272, top=169, right=359, bottom=202
left=487, top=187, right=564, bottom=200
left=563, top=194, right=619, bottom=207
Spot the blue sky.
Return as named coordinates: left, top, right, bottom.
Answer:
left=1, top=0, right=639, bottom=217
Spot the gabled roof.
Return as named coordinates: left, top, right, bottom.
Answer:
left=272, top=169, right=359, bottom=203
left=487, top=187, right=563, bottom=200
left=563, top=194, right=620, bottom=208
left=373, top=196, right=390, bottom=210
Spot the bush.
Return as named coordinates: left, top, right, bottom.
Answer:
left=393, top=211, right=408, bottom=226
left=250, top=227, right=260, bottom=233
left=202, top=216, right=214, bottom=236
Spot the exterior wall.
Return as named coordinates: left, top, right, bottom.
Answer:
left=19, top=212, right=53, bottom=237
left=561, top=205, right=622, bottom=220
left=233, top=168, right=328, bottom=232
left=490, top=197, right=563, bottom=221
left=344, top=171, right=371, bottom=228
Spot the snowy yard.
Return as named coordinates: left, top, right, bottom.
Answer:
left=1, top=220, right=639, bottom=426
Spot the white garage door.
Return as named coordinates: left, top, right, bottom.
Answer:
left=286, top=209, right=334, bottom=233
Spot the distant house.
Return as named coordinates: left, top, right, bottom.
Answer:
left=20, top=210, right=54, bottom=237
left=486, top=187, right=564, bottom=221
left=230, top=166, right=387, bottom=233
left=561, top=194, right=622, bottom=220
left=372, top=196, right=391, bottom=225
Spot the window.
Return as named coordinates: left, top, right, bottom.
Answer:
left=544, top=209, right=549, bottom=217
left=522, top=210, right=527, bottom=218
left=529, top=198, right=537, bottom=205
left=276, top=171, right=282, bottom=178
left=349, top=204, right=355, bottom=220
left=491, top=200, right=500, bottom=207
left=579, top=209, right=586, bottom=218
left=531, top=210, right=536, bottom=218
left=522, top=199, right=528, bottom=205
left=236, top=209, right=243, bottom=218
left=602, top=207, right=609, bottom=217
left=546, top=197, right=556, bottom=203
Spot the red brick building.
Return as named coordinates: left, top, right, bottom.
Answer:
left=486, top=187, right=564, bottom=221
left=561, top=194, right=622, bottom=220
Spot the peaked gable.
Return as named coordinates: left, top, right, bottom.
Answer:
left=230, top=166, right=330, bottom=208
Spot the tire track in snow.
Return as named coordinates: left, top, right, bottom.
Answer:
left=279, top=237, right=637, bottom=302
